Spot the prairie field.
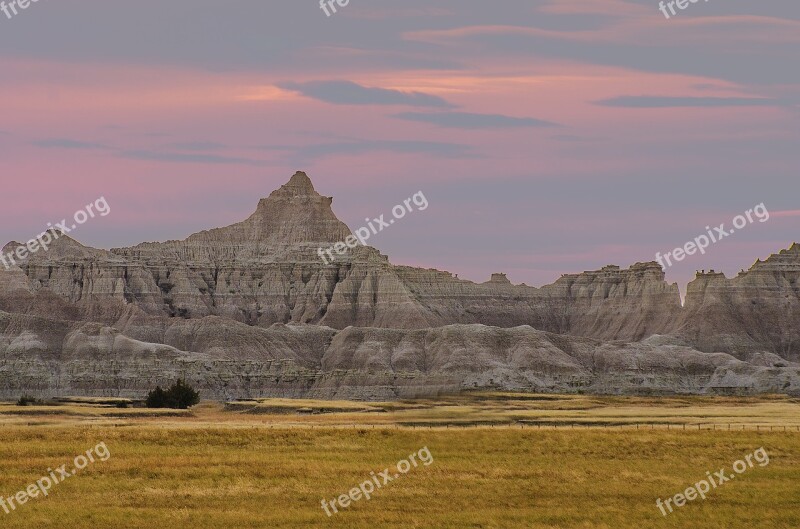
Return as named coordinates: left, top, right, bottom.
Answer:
left=0, top=393, right=798, bottom=528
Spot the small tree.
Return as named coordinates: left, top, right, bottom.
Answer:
left=146, top=380, right=199, bottom=409
left=168, top=379, right=200, bottom=409
left=146, top=386, right=168, bottom=408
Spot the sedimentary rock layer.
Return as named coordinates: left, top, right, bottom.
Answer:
left=0, top=171, right=797, bottom=398
left=2, top=311, right=796, bottom=400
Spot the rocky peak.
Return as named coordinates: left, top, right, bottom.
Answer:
left=271, top=171, right=318, bottom=198
left=1, top=240, right=25, bottom=256
left=749, top=243, right=800, bottom=272
left=488, top=273, right=511, bottom=284
left=3, top=230, right=93, bottom=259
left=243, top=171, right=352, bottom=246
left=782, top=242, right=800, bottom=257
left=115, top=171, right=355, bottom=261
left=289, top=170, right=316, bottom=192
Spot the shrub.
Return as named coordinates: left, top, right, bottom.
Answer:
left=168, top=379, right=200, bottom=409
left=146, top=380, right=200, bottom=409
left=146, top=386, right=168, bottom=408
left=17, top=395, right=40, bottom=406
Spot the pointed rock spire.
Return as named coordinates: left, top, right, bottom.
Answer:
left=273, top=171, right=318, bottom=198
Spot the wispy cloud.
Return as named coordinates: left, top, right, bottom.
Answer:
left=165, top=142, right=227, bottom=151
left=773, top=210, right=800, bottom=218
left=33, top=137, right=263, bottom=166
left=551, top=134, right=603, bottom=143
left=118, top=150, right=265, bottom=166
left=594, top=96, right=787, bottom=108
left=32, top=138, right=110, bottom=150
left=291, top=139, right=477, bottom=162
left=393, top=111, right=559, bottom=129
left=277, top=80, right=455, bottom=108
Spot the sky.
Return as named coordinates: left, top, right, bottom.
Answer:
left=0, top=0, right=797, bottom=292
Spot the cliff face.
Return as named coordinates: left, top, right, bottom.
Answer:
left=0, top=171, right=797, bottom=399
left=679, top=244, right=800, bottom=361
left=2, top=311, right=797, bottom=400
left=7, top=172, right=686, bottom=340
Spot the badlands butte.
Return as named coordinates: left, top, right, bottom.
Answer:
left=0, top=171, right=798, bottom=400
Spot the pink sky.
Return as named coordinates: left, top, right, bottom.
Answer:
left=0, top=0, right=797, bottom=291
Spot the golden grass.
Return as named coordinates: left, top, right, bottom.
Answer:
left=0, top=393, right=798, bottom=528
left=0, top=427, right=798, bottom=528
left=2, top=393, right=799, bottom=430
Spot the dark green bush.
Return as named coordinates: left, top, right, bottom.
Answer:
left=17, top=395, right=40, bottom=406
left=146, top=380, right=200, bottom=409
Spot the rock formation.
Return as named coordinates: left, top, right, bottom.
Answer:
left=0, top=171, right=797, bottom=399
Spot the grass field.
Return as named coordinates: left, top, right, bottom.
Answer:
left=0, top=394, right=798, bottom=528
